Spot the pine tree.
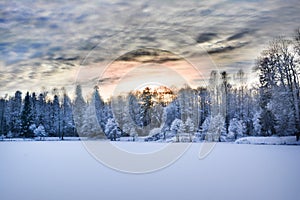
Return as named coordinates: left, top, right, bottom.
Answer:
left=73, top=85, right=86, bottom=136
left=21, top=92, right=34, bottom=138
left=0, top=98, right=7, bottom=136
left=94, top=86, right=110, bottom=134
left=82, top=95, right=104, bottom=138
left=140, top=87, right=152, bottom=127
left=105, top=118, right=121, bottom=141
left=44, top=99, right=54, bottom=136
left=61, top=93, right=76, bottom=139
left=37, top=93, right=46, bottom=126
left=30, top=92, right=38, bottom=127
left=7, top=91, right=22, bottom=137
left=228, top=118, right=245, bottom=140
left=52, top=95, right=61, bottom=137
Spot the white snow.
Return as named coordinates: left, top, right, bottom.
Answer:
left=0, top=141, right=299, bottom=200
left=0, top=137, right=82, bottom=141
left=235, top=136, right=300, bottom=145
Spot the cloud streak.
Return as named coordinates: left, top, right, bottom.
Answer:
left=207, top=42, right=250, bottom=55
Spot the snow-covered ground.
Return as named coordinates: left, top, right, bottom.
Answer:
left=235, top=136, right=300, bottom=145
left=0, top=137, right=82, bottom=141
left=0, top=141, right=299, bottom=200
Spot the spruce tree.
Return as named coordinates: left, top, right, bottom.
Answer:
left=21, top=92, right=34, bottom=138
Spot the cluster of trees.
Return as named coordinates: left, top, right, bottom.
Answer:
left=1, top=29, right=300, bottom=141
left=255, top=32, right=300, bottom=137
left=0, top=89, right=76, bottom=139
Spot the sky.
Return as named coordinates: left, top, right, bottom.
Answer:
left=1, top=0, right=300, bottom=100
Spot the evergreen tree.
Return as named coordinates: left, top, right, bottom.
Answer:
left=34, top=124, right=46, bottom=140
left=0, top=98, right=7, bottom=136
left=30, top=92, right=38, bottom=127
left=21, top=92, right=34, bottom=138
left=52, top=95, right=61, bottom=137
left=7, top=91, right=22, bottom=137
left=227, top=118, right=245, bottom=140
left=82, top=94, right=103, bottom=138
left=94, top=86, right=110, bottom=134
left=37, top=93, right=46, bottom=126
left=61, top=92, right=76, bottom=138
left=105, top=118, right=121, bottom=141
left=140, top=87, right=152, bottom=127
left=73, top=85, right=86, bottom=136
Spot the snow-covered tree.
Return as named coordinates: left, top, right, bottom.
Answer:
left=227, top=118, right=245, bottom=141
left=34, top=124, right=47, bottom=140
left=203, top=114, right=225, bottom=142
left=162, top=99, right=181, bottom=133
left=184, top=117, right=195, bottom=142
left=252, top=110, right=262, bottom=136
left=150, top=102, right=164, bottom=130
left=0, top=98, right=7, bottom=136
left=255, top=37, right=300, bottom=136
left=36, top=93, right=46, bottom=127
left=7, top=91, right=22, bottom=137
left=170, top=118, right=184, bottom=142
left=140, top=87, right=152, bottom=127
left=61, top=93, right=76, bottom=138
left=198, top=87, right=210, bottom=129
left=44, top=98, right=53, bottom=136
left=220, top=71, right=231, bottom=134
left=105, top=118, right=121, bottom=141
left=52, top=95, right=61, bottom=137
left=268, top=88, right=296, bottom=136
left=200, top=116, right=210, bottom=140
left=128, top=92, right=144, bottom=128
left=184, top=117, right=195, bottom=133
left=21, top=92, right=34, bottom=138
left=149, top=127, right=161, bottom=137
left=81, top=95, right=103, bottom=138
left=94, top=86, right=111, bottom=134
left=129, top=128, right=138, bottom=141
left=73, top=85, right=87, bottom=136
left=208, top=71, right=220, bottom=116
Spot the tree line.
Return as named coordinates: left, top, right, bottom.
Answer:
left=0, top=29, right=300, bottom=141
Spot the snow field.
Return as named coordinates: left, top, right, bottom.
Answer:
left=0, top=141, right=299, bottom=200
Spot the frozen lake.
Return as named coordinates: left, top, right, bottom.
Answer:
left=0, top=141, right=299, bottom=200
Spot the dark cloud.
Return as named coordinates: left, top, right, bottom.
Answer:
left=196, top=33, right=218, bottom=43
left=54, top=56, right=80, bottom=62
left=200, top=9, right=212, bottom=16
left=227, top=30, right=256, bottom=41
left=116, top=48, right=182, bottom=63
left=207, top=42, right=249, bottom=55
left=139, top=36, right=156, bottom=42
left=97, top=77, right=120, bottom=84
